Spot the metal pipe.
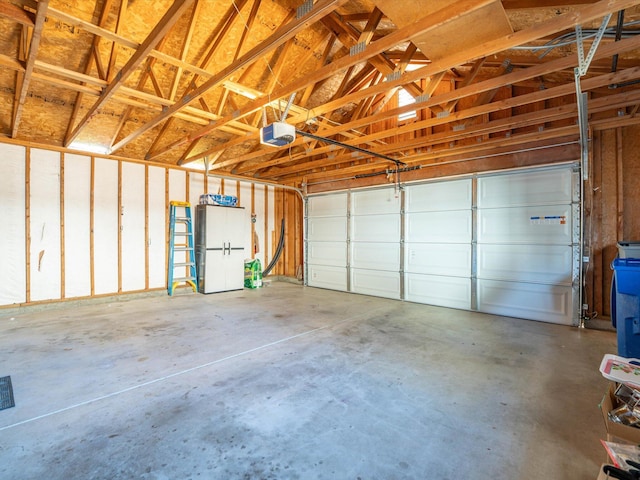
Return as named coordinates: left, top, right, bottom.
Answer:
left=304, top=140, right=579, bottom=187
left=611, top=10, right=626, bottom=73
left=205, top=172, right=304, bottom=202
left=296, top=129, right=407, bottom=167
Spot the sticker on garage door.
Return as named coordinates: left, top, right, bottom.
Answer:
left=529, top=215, right=566, bottom=225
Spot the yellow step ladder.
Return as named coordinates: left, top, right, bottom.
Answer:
left=168, top=201, right=197, bottom=295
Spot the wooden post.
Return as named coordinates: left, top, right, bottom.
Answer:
left=117, top=160, right=123, bottom=293
left=25, top=147, right=31, bottom=303
left=60, top=152, right=65, bottom=299
left=90, top=155, right=95, bottom=296
left=145, top=164, right=150, bottom=291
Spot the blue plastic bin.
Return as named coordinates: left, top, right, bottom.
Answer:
left=612, top=258, right=640, bottom=357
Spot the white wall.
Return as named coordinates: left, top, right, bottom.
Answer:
left=0, top=142, right=275, bottom=307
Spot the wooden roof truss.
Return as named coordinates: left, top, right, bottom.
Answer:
left=0, top=0, right=639, bottom=184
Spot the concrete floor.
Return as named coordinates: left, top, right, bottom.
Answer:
left=0, top=281, right=616, bottom=479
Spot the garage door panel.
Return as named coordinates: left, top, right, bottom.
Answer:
left=351, top=242, right=400, bottom=271
left=478, top=168, right=575, bottom=208
left=351, top=188, right=400, bottom=215
left=308, top=193, right=347, bottom=217
left=405, top=179, right=472, bottom=212
left=352, top=214, right=400, bottom=242
left=477, top=205, right=572, bottom=245
left=477, top=279, right=573, bottom=325
left=477, top=244, right=573, bottom=285
left=351, top=269, right=400, bottom=299
left=308, top=265, right=347, bottom=291
left=307, top=216, right=347, bottom=242
left=405, top=243, right=471, bottom=277
left=405, top=273, right=471, bottom=310
left=406, top=210, right=472, bottom=243
left=307, top=242, right=347, bottom=267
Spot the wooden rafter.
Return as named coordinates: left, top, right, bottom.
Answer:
left=169, top=0, right=201, bottom=101
left=0, top=1, right=34, bottom=26
left=144, top=0, right=250, bottom=159
left=65, top=0, right=196, bottom=148
left=154, top=0, right=498, bottom=164
left=240, top=64, right=640, bottom=178
left=275, top=87, right=640, bottom=181
left=107, top=0, right=127, bottom=82
left=64, top=0, right=115, bottom=144
left=11, top=0, right=48, bottom=138
left=111, top=0, right=350, bottom=154
left=109, top=35, right=171, bottom=148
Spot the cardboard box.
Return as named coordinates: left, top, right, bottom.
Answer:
left=600, top=383, right=640, bottom=444
left=597, top=464, right=614, bottom=480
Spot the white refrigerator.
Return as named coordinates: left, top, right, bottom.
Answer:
left=195, top=204, right=246, bottom=293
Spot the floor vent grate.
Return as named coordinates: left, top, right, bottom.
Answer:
left=0, top=376, right=15, bottom=410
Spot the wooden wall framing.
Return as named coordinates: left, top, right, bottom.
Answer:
left=0, top=139, right=276, bottom=308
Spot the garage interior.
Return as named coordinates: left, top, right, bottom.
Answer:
left=1, top=0, right=640, bottom=478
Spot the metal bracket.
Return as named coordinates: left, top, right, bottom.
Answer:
left=575, top=13, right=612, bottom=76
left=574, top=14, right=610, bottom=181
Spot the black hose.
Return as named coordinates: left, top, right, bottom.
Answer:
left=263, top=218, right=285, bottom=277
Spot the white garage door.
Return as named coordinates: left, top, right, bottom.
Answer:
left=350, top=188, right=401, bottom=299
left=306, top=193, right=348, bottom=291
left=404, top=179, right=472, bottom=310
left=305, top=164, right=579, bottom=325
left=476, top=167, right=579, bottom=325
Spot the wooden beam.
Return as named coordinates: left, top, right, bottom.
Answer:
left=142, top=0, right=249, bottom=158
left=111, top=0, right=350, bottom=154
left=0, top=1, right=34, bottom=26
left=296, top=126, right=580, bottom=182
left=65, top=0, right=196, bottom=147
left=280, top=0, right=640, bottom=137
left=154, top=0, right=497, bottom=161
left=11, top=0, right=48, bottom=138
left=502, top=0, right=598, bottom=8
left=267, top=89, right=640, bottom=181
left=107, top=0, right=127, bottom=82
left=169, top=0, right=201, bottom=101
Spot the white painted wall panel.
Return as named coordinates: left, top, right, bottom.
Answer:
left=0, top=144, right=26, bottom=305
left=121, top=162, right=146, bottom=292
left=307, top=242, right=347, bottom=267
left=351, top=242, right=400, bottom=272
left=189, top=172, right=206, bottom=207
left=223, top=179, right=238, bottom=197
left=208, top=177, right=222, bottom=196
left=351, top=214, right=400, bottom=243
left=477, top=279, right=573, bottom=325
left=351, top=188, right=400, bottom=215
left=405, top=243, right=471, bottom=277
left=168, top=169, right=186, bottom=202
left=405, top=179, right=472, bottom=212
left=308, top=193, right=347, bottom=217
left=477, top=168, right=574, bottom=208
left=477, top=244, right=573, bottom=285
left=30, top=149, right=61, bottom=302
left=405, top=273, right=471, bottom=310
left=307, top=216, right=347, bottom=242
left=63, top=154, right=91, bottom=298
left=350, top=269, right=400, bottom=299
left=93, top=158, right=119, bottom=295
left=307, top=264, right=347, bottom=291
left=477, top=205, right=572, bottom=245
left=405, top=210, right=472, bottom=243
left=148, top=166, right=166, bottom=289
